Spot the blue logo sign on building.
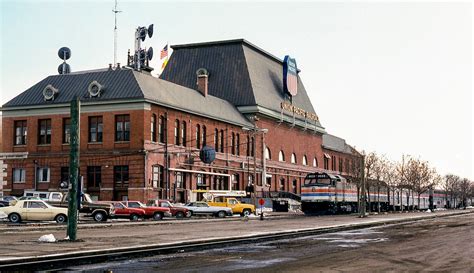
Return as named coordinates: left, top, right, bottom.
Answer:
left=283, top=55, right=298, bottom=97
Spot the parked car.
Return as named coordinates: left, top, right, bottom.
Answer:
left=147, top=199, right=191, bottom=218
left=100, top=201, right=146, bottom=221
left=0, top=200, right=68, bottom=223
left=23, top=191, right=63, bottom=202
left=122, top=201, right=171, bottom=220
left=207, top=197, right=255, bottom=216
left=0, top=196, right=18, bottom=207
left=181, top=201, right=233, bottom=218
left=48, top=193, right=114, bottom=222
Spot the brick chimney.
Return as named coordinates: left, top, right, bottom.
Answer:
left=196, top=68, right=209, bottom=97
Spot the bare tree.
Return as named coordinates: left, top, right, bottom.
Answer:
left=381, top=160, right=397, bottom=211
left=364, top=152, right=378, bottom=212
left=372, top=155, right=388, bottom=213
left=458, top=178, right=471, bottom=209
left=395, top=155, right=410, bottom=212
left=443, top=174, right=460, bottom=208
left=405, top=158, right=434, bottom=210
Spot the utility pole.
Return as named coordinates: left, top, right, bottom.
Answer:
left=67, top=97, right=80, bottom=240
left=359, top=154, right=367, bottom=218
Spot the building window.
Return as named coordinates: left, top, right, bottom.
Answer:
left=181, top=121, right=187, bottom=147
left=87, top=166, right=101, bottom=188
left=202, top=125, right=207, bottom=146
left=339, top=158, right=343, bottom=173
left=37, top=167, right=50, bottom=182
left=265, top=147, right=271, bottom=160
left=302, top=155, right=308, bottom=166
left=114, top=165, right=129, bottom=188
left=279, top=178, right=285, bottom=191
left=248, top=174, right=254, bottom=185
left=246, top=135, right=250, bottom=157
left=220, top=129, right=224, bottom=153
left=291, top=153, right=297, bottom=164
left=14, top=120, right=27, bottom=145
left=345, top=158, right=350, bottom=173
left=174, top=119, right=180, bottom=145
left=292, top=179, right=297, bottom=193
left=196, top=124, right=201, bottom=149
left=62, top=118, right=71, bottom=144
left=324, top=154, right=331, bottom=170
left=197, top=173, right=205, bottom=186
left=232, top=174, right=239, bottom=190
left=158, top=115, right=165, bottom=143
left=231, top=133, right=235, bottom=155
left=175, top=172, right=183, bottom=188
left=115, top=115, right=130, bottom=141
left=279, top=150, right=285, bottom=162
left=89, top=116, right=103, bottom=142
left=250, top=136, right=255, bottom=157
left=60, top=167, right=69, bottom=185
left=332, top=156, right=336, bottom=171
left=151, top=114, right=157, bottom=142
left=12, top=168, right=26, bottom=183
left=236, top=134, right=240, bottom=156
left=214, top=128, right=219, bottom=151
left=38, top=119, right=51, bottom=144
left=313, top=157, right=318, bottom=167
left=152, top=165, right=164, bottom=188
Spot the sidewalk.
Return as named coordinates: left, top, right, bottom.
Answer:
left=0, top=209, right=472, bottom=269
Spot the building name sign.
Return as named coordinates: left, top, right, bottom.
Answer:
left=280, top=101, right=319, bottom=121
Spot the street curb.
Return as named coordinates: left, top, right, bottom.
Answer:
left=0, top=210, right=472, bottom=270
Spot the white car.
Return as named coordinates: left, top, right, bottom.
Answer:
left=181, top=201, right=233, bottom=218
left=0, top=200, right=68, bottom=223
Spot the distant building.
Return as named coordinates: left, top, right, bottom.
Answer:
left=0, top=39, right=361, bottom=202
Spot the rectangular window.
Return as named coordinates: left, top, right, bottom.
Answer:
left=152, top=165, right=163, bottom=188
left=63, top=118, right=71, bottom=144
left=38, top=119, right=51, bottom=144
left=196, top=125, right=201, bottom=149
left=89, top=116, right=103, bottom=142
left=14, top=120, right=27, bottom=145
left=231, top=133, right=235, bottom=155
left=114, top=165, right=129, bottom=188
left=214, top=129, right=219, bottom=151
left=236, top=134, right=240, bottom=156
left=176, top=172, right=183, bottom=188
left=197, top=174, right=205, bottom=186
left=220, top=129, right=224, bottom=153
left=339, top=158, right=343, bottom=173
left=37, top=167, right=50, bottom=182
left=174, top=120, right=180, bottom=145
left=324, top=158, right=329, bottom=170
left=181, top=121, right=186, bottom=147
left=115, top=115, right=130, bottom=141
left=87, top=166, right=101, bottom=188
left=60, top=167, right=69, bottom=184
left=13, top=168, right=26, bottom=183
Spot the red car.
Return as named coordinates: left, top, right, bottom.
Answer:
left=147, top=199, right=191, bottom=219
left=123, top=201, right=171, bottom=220
left=100, top=201, right=146, bottom=221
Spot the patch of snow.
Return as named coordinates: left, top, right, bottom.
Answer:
left=38, top=234, right=56, bottom=243
left=425, top=209, right=432, bottom=213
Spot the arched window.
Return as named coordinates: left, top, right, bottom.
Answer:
left=174, top=119, right=180, bottom=145
left=181, top=121, right=186, bottom=147
left=265, top=147, right=271, bottom=160
left=313, top=157, right=318, bottom=167
left=236, top=134, right=240, bottom=156
left=158, top=115, right=165, bottom=143
left=214, top=128, right=219, bottom=150
left=202, top=125, right=207, bottom=146
left=291, top=153, right=297, bottom=164
left=196, top=124, right=201, bottom=149
left=302, top=155, right=307, bottom=166
left=231, top=132, right=235, bottom=155
left=220, top=129, right=224, bottom=153
left=151, top=114, right=156, bottom=142
left=278, top=150, right=285, bottom=162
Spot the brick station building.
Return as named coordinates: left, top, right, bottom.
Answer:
left=1, top=39, right=361, bottom=202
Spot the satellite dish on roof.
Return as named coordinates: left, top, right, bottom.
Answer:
left=147, top=47, right=153, bottom=60
left=58, top=47, right=71, bottom=60
left=58, top=63, right=71, bottom=74
left=196, top=68, right=209, bottom=76
left=147, top=24, right=154, bottom=38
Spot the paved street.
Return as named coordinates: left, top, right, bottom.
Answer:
left=68, top=213, right=474, bottom=272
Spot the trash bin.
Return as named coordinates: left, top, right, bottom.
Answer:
left=272, top=199, right=289, bottom=212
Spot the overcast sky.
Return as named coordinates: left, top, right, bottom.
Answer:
left=1, top=1, right=472, bottom=179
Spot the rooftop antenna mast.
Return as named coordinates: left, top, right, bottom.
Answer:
left=112, top=0, right=122, bottom=67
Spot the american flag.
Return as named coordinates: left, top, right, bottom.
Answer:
left=160, top=44, right=168, bottom=59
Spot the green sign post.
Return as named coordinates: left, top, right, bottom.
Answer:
left=67, top=97, right=80, bottom=240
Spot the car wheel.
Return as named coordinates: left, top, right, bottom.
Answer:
left=217, top=211, right=226, bottom=218
left=93, top=211, right=106, bottom=222
left=185, top=211, right=192, bottom=218
left=242, top=209, right=251, bottom=217
left=130, top=213, right=139, bottom=221
left=9, top=213, right=21, bottom=223
left=153, top=212, right=163, bottom=221
left=175, top=211, right=185, bottom=219
left=55, top=214, right=67, bottom=224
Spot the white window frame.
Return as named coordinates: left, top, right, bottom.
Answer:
left=13, top=168, right=26, bottom=183
left=37, top=167, right=50, bottom=183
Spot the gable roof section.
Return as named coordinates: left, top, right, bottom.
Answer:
left=322, top=134, right=356, bottom=155
left=160, top=39, right=323, bottom=128
left=2, top=68, right=253, bottom=127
